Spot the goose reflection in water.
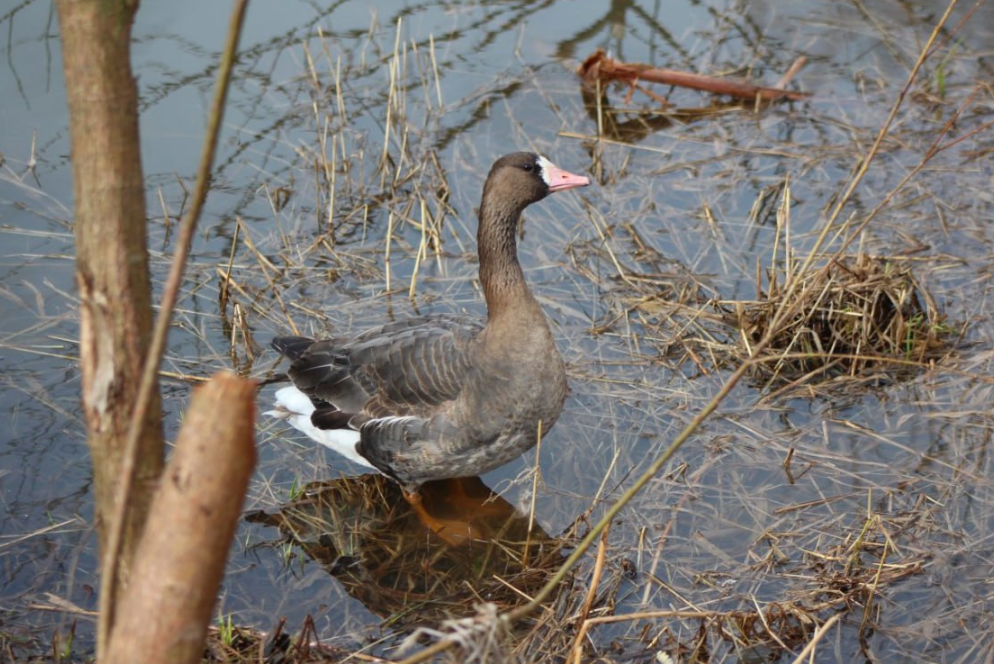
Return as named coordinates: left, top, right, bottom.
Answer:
left=246, top=475, right=563, bottom=624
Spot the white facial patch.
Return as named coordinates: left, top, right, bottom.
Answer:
left=536, top=155, right=555, bottom=186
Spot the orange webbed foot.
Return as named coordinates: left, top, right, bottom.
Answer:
left=403, top=487, right=480, bottom=546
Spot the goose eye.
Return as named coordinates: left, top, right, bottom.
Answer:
left=522, top=163, right=534, bottom=172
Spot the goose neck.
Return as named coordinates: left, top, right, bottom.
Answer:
left=478, top=199, right=533, bottom=318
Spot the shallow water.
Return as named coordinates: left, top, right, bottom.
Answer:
left=2, top=0, right=994, bottom=661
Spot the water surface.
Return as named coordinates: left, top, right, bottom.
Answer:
left=2, top=0, right=993, bottom=661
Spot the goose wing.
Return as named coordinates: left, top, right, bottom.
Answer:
left=274, top=313, right=482, bottom=419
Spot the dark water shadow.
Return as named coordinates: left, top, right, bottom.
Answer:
left=245, top=475, right=564, bottom=626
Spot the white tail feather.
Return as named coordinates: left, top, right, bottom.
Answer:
left=266, top=386, right=376, bottom=471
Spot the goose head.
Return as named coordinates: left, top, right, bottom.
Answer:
left=481, top=152, right=590, bottom=216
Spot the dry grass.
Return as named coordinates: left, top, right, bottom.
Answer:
left=723, top=249, right=950, bottom=389
left=214, top=5, right=991, bottom=663
left=5, top=1, right=994, bottom=664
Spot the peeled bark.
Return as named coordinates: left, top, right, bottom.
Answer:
left=56, top=0, right=165, bottom=600
left=104, top=372, right=257, bottom=664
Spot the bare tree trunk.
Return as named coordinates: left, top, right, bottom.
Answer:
left=56, top=0, right=164, bottom=600
left=57, top=1, right=255, bottom=659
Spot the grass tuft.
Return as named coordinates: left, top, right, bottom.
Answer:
left=724, top=250, right=951, bottom=389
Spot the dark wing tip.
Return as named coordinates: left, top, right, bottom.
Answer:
left=271, top=336, right=316, bottom=360
left=310, top=406, right=356, bottom=431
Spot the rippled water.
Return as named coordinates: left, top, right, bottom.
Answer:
left=2, top=0, right=994, bottom=661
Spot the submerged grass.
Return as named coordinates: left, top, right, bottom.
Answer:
left=6, top=1, right=994, bottom=663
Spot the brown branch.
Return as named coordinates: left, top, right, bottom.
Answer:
left=578, top=49, right=809, bottom=102
left=97, top=0, right=249, bottom=652
left=104, top=372, right=257, bottom=664
left=55, top=4, right=165, bottom=660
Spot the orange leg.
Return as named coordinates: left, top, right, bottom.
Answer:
left=403, top=489, right=480, bottom=546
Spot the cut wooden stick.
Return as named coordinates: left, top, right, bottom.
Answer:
left=578, top=49, right=809, bottom=102
left=104, top=371, right=257, bottom=664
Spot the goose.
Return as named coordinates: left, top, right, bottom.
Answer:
left=267, top=152, right=589, bottom=501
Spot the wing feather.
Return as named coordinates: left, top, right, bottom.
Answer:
left=276, top=314, right=481, bottom=420
left=273, top=314, right=500, bottom=484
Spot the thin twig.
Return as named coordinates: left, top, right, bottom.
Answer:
left=523, top=419, right=543, bottom=567
left=569, top=525, right=610, bottom=664
left=786, top=614, right=842, bottom=664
